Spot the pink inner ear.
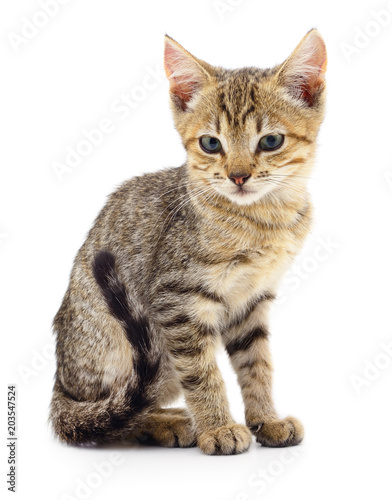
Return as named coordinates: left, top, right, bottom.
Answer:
left=282, top=32, right=327, bottom=106
left=308, top=50, right=327, bottom=94
left=299, top=39, right=327, bottom=105
left=164, top=42, right=202, bottom=106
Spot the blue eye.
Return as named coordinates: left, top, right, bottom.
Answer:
left=200, top=136, right=222, bottom=154
left=258, top=134, right=284, bottom=151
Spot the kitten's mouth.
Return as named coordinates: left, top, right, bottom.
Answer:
left=232, top=186, right=255, bottom=196
left=213, top=182, right=265, bottom=205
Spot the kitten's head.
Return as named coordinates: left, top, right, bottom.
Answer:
left=164, top=30, right=327, bottom=206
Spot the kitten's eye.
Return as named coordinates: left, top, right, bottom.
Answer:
left=200, top=136, right=222, bottom=154
left=258, top=134, right=284, bottom=151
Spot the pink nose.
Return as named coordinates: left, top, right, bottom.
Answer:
left=229, top=174, right=251, bottom=186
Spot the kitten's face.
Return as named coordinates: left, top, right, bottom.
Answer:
left=182, top=70, right=324, bottom=206
left=164, top=32, right=327, bottom=206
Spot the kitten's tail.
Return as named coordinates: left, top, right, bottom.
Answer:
left=50, top=251, right=163, bottom=445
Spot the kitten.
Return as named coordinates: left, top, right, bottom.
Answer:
left=50, top=30, right=327, bottom=455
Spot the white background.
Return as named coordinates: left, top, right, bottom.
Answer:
left=1, top=0, right=392, bottom=499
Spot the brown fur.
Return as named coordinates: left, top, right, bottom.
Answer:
left=49, top=30, right=327, bottom=454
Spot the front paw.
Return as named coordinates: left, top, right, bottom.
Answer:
left=198, top=423, right=252, bottom=455
left=251, top=417, right=304, bottom=447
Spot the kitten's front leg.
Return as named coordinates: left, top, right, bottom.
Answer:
left=224, top=300, right=304, bottom=447
left=165, top=317, right=252, bottom=455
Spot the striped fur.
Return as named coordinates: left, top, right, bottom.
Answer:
left=49, top=30, right=326, bottom=454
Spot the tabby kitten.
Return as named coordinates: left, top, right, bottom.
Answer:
left=50, top=30, right=327, bottom=455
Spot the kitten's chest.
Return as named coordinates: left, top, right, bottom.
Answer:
left=183, top=199, right=312, bottom=325
left=203, top=234, right=301, bottom=314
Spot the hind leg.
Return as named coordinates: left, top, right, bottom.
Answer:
left=133, top=408, right=196, bottom=447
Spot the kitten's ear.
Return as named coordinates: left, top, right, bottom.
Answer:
left=277, top=29, right=327, bottom=107
left=164, top=35, right=212, bottom=111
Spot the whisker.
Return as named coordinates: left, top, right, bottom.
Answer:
left=264, top=178, right=308, bottom=200
left=153, top=182, right=206, bottom=230
left=158, top=185, right=215, bottom=237
left=156, top=180, right=204, bottom=199
left=162, top=188, right=214, bottom=234
left=270, top=173, right=341, bottom=191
